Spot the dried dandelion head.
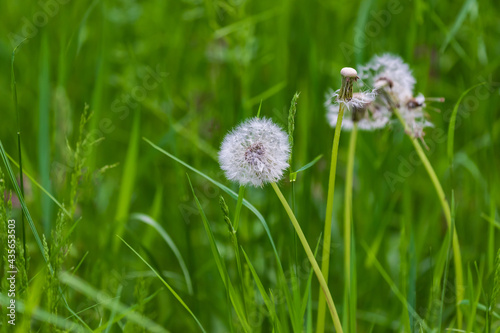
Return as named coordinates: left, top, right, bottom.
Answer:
left=219, top=117, right=290, bottom=187
left=358, top=54, right=444, bottom=139
left=398, top=93, right=445, bottom=140
left=358, top=54, right=416, bottom=104
left=338, top=67, right=359, bottom=101
left=325, top=90, right=390, bottom=131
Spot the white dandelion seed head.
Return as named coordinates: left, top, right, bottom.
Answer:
left=358, top=54, right=416, bottom=103
left=219, top=117, right=290, bottom=187
left=325, top=89, right=390, bottom=131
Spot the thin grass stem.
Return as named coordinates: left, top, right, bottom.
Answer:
left=11, top=42, right=28, bottom=271
left=392, top=107, right=464, bottom=327
left=271, top=182, right=343, bottom=333
left=233, top=186, right=245, bottom=231
left=292, top=181, right=299, bottom=275
left=229, top=224, right=247, bottom=316
left=317, top=103, right=345, bottom=333
left=343, top=124, right=357, bottom=331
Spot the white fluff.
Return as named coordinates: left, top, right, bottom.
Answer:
left=325, top=90, right=390, bottom=131
left=398, top=93, right=434, bottom=138
left=358, top=53, right=416, bottom=103
left=219, top=117, right=290, bottom=187
left=359, top=54, right=435, bottom=138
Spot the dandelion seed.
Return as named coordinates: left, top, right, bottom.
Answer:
left=219, top=117, right=290, bottom=187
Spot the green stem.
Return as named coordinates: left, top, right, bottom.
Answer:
left=233, top=186, right=245, bottom=231
left=343, top=124, right=357, bottom=331
left=271, top=182, right=343, bottom=333
left=393, top=107, right=464, bottom=327
left=292, top=181, right=299, bottom=272
left=317, top=103, right=345, bottom=333
left=231, top=186, right=248, bottom=314
left=230, top=228, right=247, bottom=316
left=11, top=45, right=28, bottom=272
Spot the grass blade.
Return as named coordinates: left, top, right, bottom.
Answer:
left=301, top=236, right=322, bottom=319
left=1, top=140, right=52, bottom=281
left=233, top=186, right=245, bottom=232
left=213, top=8, right=279, bottom=39
left=59, top=272, right=169, bottom=333
left=143, top=137, right=298, bottom=328
left=447, top=82, right=486, bottom=166
left=115, top=111, right=141, bottom=247
left=289, top=154, right=323, bottom=182
left=241, top=248, right=282, bottom=331
left=244, top=81, right=287, bottom=109
left=142, top=137, right=284, bottom=267
left=6, top=152, right=71, bottom=218
left=38, top=33, right=53, bottom=236
left=362, top=242, right=429, bottom=331
left=186, top=175, right=251, bottom=332
left=11, top=38, right=28, bottom=271
left=0, top=141, right=92, bottom=330
left=130, top=213, right=193, bottom=294
left=93, top=289, right=163, bottom=332
left=118, top=236, right=207, bottom=332
left=0, top=293, right=85, bottom=332
left=440, top=0, right=476, bottom=53
left=438, top=192, right=455, bottom=331
left=104, top=285, right=122, bottom=333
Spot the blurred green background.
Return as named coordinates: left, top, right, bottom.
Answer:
left=0, top=0, right=499, bottom=331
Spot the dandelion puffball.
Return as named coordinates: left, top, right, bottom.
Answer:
left=219, top=117, right=291, bottom=187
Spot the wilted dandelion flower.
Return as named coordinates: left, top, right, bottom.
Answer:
left=358, top=53, right=416, bottom=103
left=219, top=117, right=290, bottom=187
left=399, top=93, right=440, bottom=140
left=359, top=53, right=444, bottom=139
left=325, top=89, right=390, bottom=131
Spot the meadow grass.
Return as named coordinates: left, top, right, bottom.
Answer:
left=1, top=0, right=500, bottom=332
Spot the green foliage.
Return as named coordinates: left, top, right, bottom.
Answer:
left=69, top=104, right=94, bottom=216
left=0, top=0, right=499, bottom=331
left=123, top=277, right=152, bottom=333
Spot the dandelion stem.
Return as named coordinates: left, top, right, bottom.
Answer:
left=291, top=181, right=299, bottom=272
left=271, top=182, right=343, bottom=333
left=317, top=103, right=345, bottom=333
left=392, top=107, right=464, bottom=327
left=343, top=123, right=357, bottom=331
left=233, top=186, right=245, bottom=231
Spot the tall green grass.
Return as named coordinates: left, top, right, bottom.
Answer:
left=0, top=0, right=499, bottom=332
